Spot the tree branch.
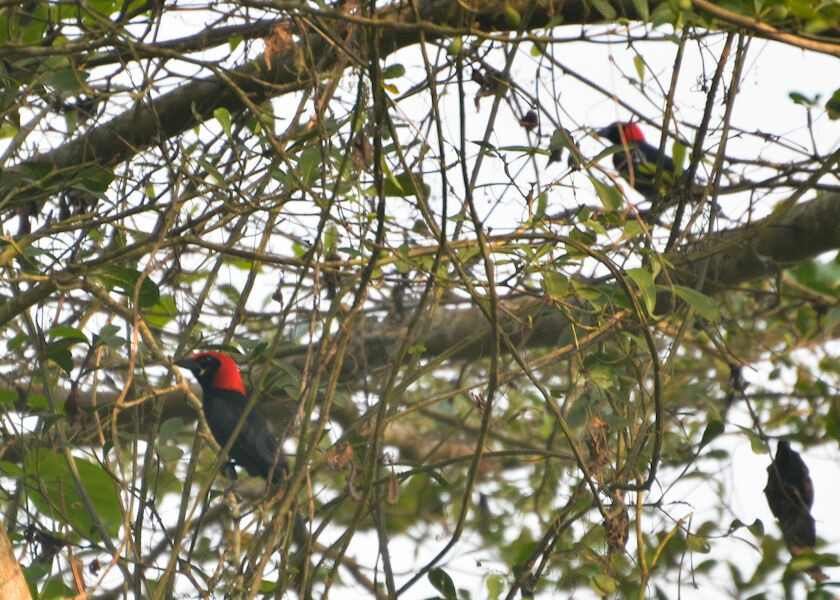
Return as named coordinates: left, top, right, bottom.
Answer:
left=3, top=0, right=837, bottom=213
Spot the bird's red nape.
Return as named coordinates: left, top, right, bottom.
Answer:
left=620, top=122, right=646, bottom=143
left=194, top=351, right=245, bottom=395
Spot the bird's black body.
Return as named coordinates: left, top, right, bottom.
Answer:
left=176, top=353, right=287, bottom=483
left=764, top=440, right=815, bottom=553
left=597, top=122, right=675, bottom=202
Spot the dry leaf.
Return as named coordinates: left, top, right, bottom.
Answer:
left=264, top=23, right=292, bottom=71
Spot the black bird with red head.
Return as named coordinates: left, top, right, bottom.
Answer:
left=175, top=352, right=288, bottom=483
left=597, top=122, right=676, bottom=203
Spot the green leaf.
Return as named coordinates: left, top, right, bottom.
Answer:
left=789, top=552, right=840, bottom=571
left=156, top=445, right=184, bottom=462
left=458, top=245, right=480, bottom=264
left=727, top=518, right=745, bottom=533
left=626, top=267, right=656, bottom=315
left=504, top=5, right=522, bottom=26
left=24, top=448, right=122, bottom=539
left=589, top=176, right=623, bottom=212
left=826, top=88, right=840, bottom=120
left=214, top=107, right=232, bottom=137
left=298, top=146, right=322, bottom=187
left=447, top=38, right=462, bottom=56
left=549, top=128, right=573, bottom=151
left=46, top=67, right=90, bottom=93
left=46, top=342, right=74, bottom=373
left=686, top=535, right=710, bottom=553
left=38, top=578, right=75, bottom=598
left=198, top=157, right=226, bottom=185
left=633, top=55, right=645, bottom=82
left=590, top=573, right=618, bottom=595
left=76, top=166, right=114, bottom=193
left=218, top=283, right=241, bottom=305
left=0, top=460, right=23, bottom=478
left=99, top=266, right=160, bottom=308
left=324, top=224, right=338, bottom=254
left=380, top=172, right=430, bottom=198
left=541, top=271, right=569, bottom=300
left=672, top=285, right=718, bottom=320
left=100, top=324, right=120, bottom=337
left=631, top=0, right=650, bottom=20
left=736, top=426, right=766, bottom=454
left=292, top=242, right=307, bottom=258
left=699, top=420, right=724, bottom=449
left=147, top=295, right=177, bottom=328
left=158, top=417, right=184, bottom=444
left=48, top=326, right=88, bottom=344
left=533, top=192, right=548, bottom=221
left=7, top=333, right=28, bottom=352
left=486, top=574, right=504, bottom=600
left=0, top=121, right=19, bottom=139
left=428, top=568, right=457, bottom=600
left=92, top=324, right=124, bottom=349
left=789, top=91, right=816, bottom=107
left=591, top=0, right=617, bottom=19
left=382, top=63, right=405, bottom=79
left=0, top=389, right=17, bottom=405
left=27, top=394, right=48, bottom=410
left=747, top=519, right=764, bottom=537
left=623, top=220, right=643, bottom=237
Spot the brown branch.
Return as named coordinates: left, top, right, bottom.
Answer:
left=4, top=0, right=837, bottom=214
left=0, top=519, right=31, bottom=600
left=672, top=192, right=840, bottom=293
left=690, top=0, right=840, bottom=57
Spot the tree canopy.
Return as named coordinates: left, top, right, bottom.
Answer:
left=1, top=0, right=840, bottom=598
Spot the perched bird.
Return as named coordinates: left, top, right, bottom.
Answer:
left=764, top=440, right=826, bottom=582
left=177, top=352, right=312, bottom=586
left=175, top=352, right=288, bottom=483
left=518, top=109, right=538, bottom=132
left=597, top=122, right=675, bottom=203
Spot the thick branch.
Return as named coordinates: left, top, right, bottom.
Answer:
left=353, top=193, right=840, bottom=369
left=3, top=0, right=837, bottom=213
left=674, top=192, right=840, bottom=291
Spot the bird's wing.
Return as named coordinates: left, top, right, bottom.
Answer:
left=203, top=393, right=287, bottom=482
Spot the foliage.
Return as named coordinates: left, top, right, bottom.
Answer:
left=0, top=0, right=839, bottom=598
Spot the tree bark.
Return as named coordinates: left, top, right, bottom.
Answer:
left=0, top=519, right=31, bottom=600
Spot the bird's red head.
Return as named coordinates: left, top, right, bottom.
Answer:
left=598, top=122, right=647, bottom=146
left=192, top=351, right=246, bottom=395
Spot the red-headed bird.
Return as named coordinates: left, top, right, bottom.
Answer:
left=597, top=122, right=675, bottom=203
left=175, top=352, right=288, bottom=483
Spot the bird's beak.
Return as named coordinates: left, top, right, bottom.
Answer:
left=174, top=357, right=200, bottom=374
left=595, top=127, right=609, bottom=138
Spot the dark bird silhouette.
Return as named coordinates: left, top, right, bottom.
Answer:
left=518, top=109, right=538, bottom=132
left=764, top=440, right=827, bottom=582
left=175, top=352, right=288, bottom=483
